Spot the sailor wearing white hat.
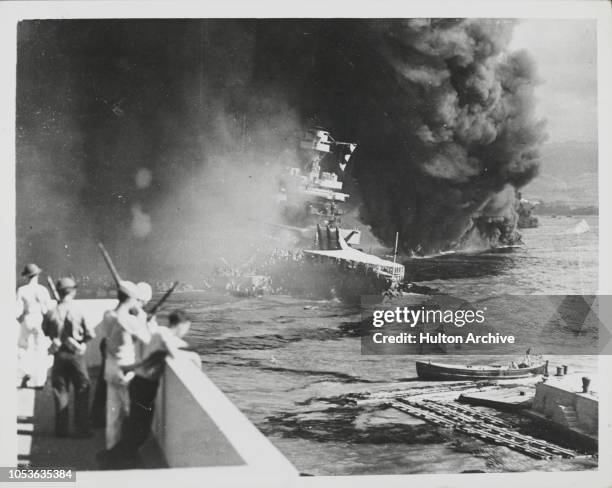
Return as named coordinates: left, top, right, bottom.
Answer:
left=132, top=280, right=157, bottom=366
left=129, top=282, right=154, bottom=333
left=98, top=280, right=151, bottom=449
left=136, top=282, right=152, bottom=304
left=96, top=280, right=159, bottom=460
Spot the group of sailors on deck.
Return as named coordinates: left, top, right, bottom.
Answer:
left=16, top=262, right=200, bottom=469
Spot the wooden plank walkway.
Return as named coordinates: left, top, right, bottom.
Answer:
left=389, top=398, right=584, bottom=460
left=353, top=381, right=488, bottom=405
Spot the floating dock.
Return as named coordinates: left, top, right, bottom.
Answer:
left=458, top=387, right=535, bottom=411
left=389, top=398, right=585, bottom=460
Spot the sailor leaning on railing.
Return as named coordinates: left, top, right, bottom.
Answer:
left=91, top=274, right=200, bottom=469
left=98, top=308, right=198, bottom=469
left=96, top=280, right=153, bottom=451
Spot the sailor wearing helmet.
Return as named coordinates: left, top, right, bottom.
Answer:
left=16, top=263, right=53, bottom=388
left=42, top=277, right=95, bottom=437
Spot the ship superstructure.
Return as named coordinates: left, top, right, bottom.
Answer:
left=275, top=128, right=405, bottom=287
left=278, top=128, right=357, bottom=235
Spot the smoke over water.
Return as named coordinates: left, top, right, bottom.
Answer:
left=251, top=19, right=546, bottom=254
left=16, top=19, right=545, bottom=281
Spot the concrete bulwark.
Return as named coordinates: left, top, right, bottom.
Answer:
left=16, top=299, right=299, bottom=487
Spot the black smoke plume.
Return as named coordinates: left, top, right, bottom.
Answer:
left=252, top=19, right=546, bottom=253
left=16, top=19, right=545, bottom=281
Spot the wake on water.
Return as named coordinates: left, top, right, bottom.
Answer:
left=405, top=244, right=525, bottom=260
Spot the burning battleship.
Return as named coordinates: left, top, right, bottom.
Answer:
left=286, top=128, right=402, bottom=269
left=218, top=128, right=406, bottom=301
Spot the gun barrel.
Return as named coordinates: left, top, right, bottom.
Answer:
left=47, top=276, right=60, bottom=302
left=97, top=242, right=122, bottom=286
left=148, top=281, right=179, bottom=317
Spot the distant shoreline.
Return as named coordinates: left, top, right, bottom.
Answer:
left=533, top=204, right=598, bottom=216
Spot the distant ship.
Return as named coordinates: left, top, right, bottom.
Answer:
left=565, top=219, right=590, bottom=235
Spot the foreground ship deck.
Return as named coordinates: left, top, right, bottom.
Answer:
left=17, top=367, right=166, bottom=470
left=14, top=300, right=298, bottom=487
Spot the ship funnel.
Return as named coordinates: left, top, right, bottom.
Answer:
left=316, top=224, right=326, bottom=250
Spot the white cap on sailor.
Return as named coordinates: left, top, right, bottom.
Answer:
left=118, top=280, right=139, bottom=299
left=136, top=282, right=153, bottom=303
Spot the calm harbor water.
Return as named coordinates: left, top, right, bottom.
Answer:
left=172, top=215, right=599, bottom=475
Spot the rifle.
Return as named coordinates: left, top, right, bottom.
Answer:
left=47, top=276, right=60, bottom=302
left=147, top=281, right=179, bottom=319
left=97, top=242, right=122, bottom=287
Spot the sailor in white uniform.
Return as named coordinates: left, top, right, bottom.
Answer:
left=101, top=281, right=153, bottom=449
left=16, top=263, right=53, bottom=388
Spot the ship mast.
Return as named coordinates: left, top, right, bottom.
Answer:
left=393, top=231, right=399, bottom=263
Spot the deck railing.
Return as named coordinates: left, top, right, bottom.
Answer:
left=60, top=299, right=298, bottom=485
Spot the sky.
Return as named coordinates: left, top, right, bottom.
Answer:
left=510, top=19, right=598, bottom=143
left=13, top=18, right=600, bottom=271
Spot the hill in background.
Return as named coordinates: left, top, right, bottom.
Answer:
left=522, top=141, right=598, bottom=209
